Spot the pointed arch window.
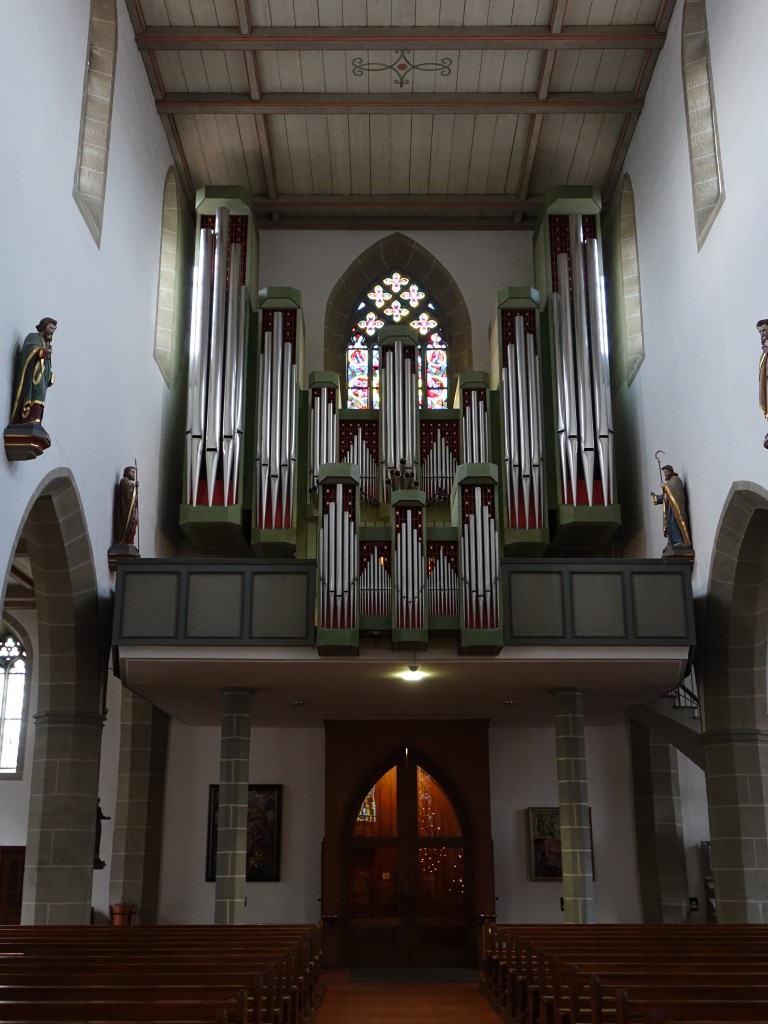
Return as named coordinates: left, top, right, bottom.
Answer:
left=73, top=0, right=118, bottom=246
left=0, top=635, right=28, bottom=778
left=153, top=168, right=181, bottom=385
left=347, top=272, right=448, bottom=410
left=619, top=175, right=645, bottom=385
left=681, top=0, right=724, bottom=248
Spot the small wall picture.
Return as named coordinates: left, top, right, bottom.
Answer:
left=528, top=806, right=563, bottom=880
left=527, top=806, right=594, bottom=881
left=206, top=784, right=282, bottom=882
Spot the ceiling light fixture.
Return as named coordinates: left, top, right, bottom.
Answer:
left=400, top=665, right=425, bottom=683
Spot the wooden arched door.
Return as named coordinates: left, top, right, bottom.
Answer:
left=345, top=749, right=473, bottom=967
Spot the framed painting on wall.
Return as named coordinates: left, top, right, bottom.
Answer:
left=527, top=806, right=594, bottom=881
left=206, top=784, right=282, bottom=882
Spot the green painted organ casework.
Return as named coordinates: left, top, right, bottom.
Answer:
left=179, top=188, right=623, bottom=655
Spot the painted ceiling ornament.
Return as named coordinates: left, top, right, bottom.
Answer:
left=351, top=50, right=453, bottom=89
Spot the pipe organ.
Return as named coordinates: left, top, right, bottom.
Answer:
left=536, top=189, right=620, bottom=551
left=255, top=309, right=299, bottom=531
left=186, top=207, right=249, bottom=510
left=392, top=494, right=426, bottom=644
left=179, top=187, right=620, bottom=653
left=379, top=337, right=419, bottom=497
left=317, top=466, right=359, bottom=639
left=308, top=374, right=339, bottom=499
left=500, top=309, right=544, bottom=531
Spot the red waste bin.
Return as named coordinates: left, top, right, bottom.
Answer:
left=109, top=902, right=137, bottom=925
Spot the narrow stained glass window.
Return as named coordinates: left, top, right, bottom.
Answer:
left=347, top=272, right=448, bottom=410
left=0, top=635, right=28, bottom=777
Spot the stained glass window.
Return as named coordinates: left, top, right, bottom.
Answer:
left=0, top=635, right=27, bottom=777
left=347, top=272, right=448, bottom=410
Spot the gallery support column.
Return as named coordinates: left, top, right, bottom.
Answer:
left=214, top=688, right=253, bottom=925
left=110, top=690, right=169, bottom=924
left=552, top=688, right=594, bottom=923
left=630, top=719, right=689, bottom=923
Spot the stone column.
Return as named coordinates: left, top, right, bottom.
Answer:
left=22, top=711, right=105, bottom=924
left=630, top=719, right=689, bottom=922
left=214, top=688, right=253, bottom=925
left=552, top=688, right=594, bottom=923
left=109, top=690, right=169, bottom=924
left=703, top=729, right=768, bottom=922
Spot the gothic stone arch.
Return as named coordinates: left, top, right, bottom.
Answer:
left=702, top=481, right=768, bottom=922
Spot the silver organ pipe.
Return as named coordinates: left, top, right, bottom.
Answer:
left=556, top=250, right=579, bottom=504
left=420, top=420, right=459, bottom=505
left=222, top=243, right=246, bottom=507
left=380, top=341, right=419, bottom=497
left=309, top=384, right=338, bottom=496
left=500, top=313, right=544, bottom=529
left=185, top=209, right=249, bottom=508
left=569, top=214, right=596, bottom=505
left=462, top=387, right=489, bottom=464
left=340, top=420, right=379, bottom=504
left=394, top=504, right=425, bottom=631
left=204, top=207, right=229, bottom=505
left=318, top=481, right=358, bottom=630
left=550, top=214, right=615, bottom=507
left=186, top=226, right=212, bottom=506
left=460, top=484, right=500, bottom=630
left=427, top=542, right=459, bottom=618
left=359, top=542, right=391, bottom=617
left=255, top=311, right=298, bottom=529
left=585, top=239, right=614, bottom=505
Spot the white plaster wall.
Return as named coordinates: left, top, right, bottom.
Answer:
left=0, top=0, right=175, bottom=586
left=490, top=723, right=642, bottom=922
left=159, top=724, right=325, bottom=924
left=620, top=0, right=768, bottom=593
left=258, top=230, right=535, bottom=378
left=0, top=0, right=176, bottom=907
left=158, top=721, right=641, bottom=925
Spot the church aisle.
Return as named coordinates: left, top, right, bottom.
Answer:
left=315, top=970, right=502, bottom=1023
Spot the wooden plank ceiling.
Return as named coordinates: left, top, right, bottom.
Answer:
left=128, top=0, right=676, bottom=229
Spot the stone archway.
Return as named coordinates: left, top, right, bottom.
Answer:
left=702, top=481, right=768, bottom=922
left=2, top=470, right=104, bottom=923
left=324, top=232, right=473, bottom=398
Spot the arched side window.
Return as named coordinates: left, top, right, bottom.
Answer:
left=73, top=0, right=118, bottom=246
left=153, top=168, right=181, bottom=384
left=0, top=634, right=28, bottom=779
left=347, top=271, right=448, bottom=410
left=619, top=175, right=645, bottom=385
left=681, top=0, right=724, bottom=248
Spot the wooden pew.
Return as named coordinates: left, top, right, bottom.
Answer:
left=0, top=924, right=323, bottom=1024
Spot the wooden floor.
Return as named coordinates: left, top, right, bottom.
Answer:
left=316, top=970, right=502, bottom=1023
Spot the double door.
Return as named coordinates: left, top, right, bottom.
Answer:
left=347, top=753, right=472, bottom=966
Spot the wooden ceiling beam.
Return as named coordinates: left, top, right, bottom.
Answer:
left=250, top=195, right=540, bottom=214
left=256, top=216, right=536, bottom=230
left=157, top=92, right=643, bottom=116
left=136, top=25, right=666, bottom=52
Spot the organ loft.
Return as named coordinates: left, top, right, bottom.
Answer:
left=179, top=186, right=620, bottom=655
